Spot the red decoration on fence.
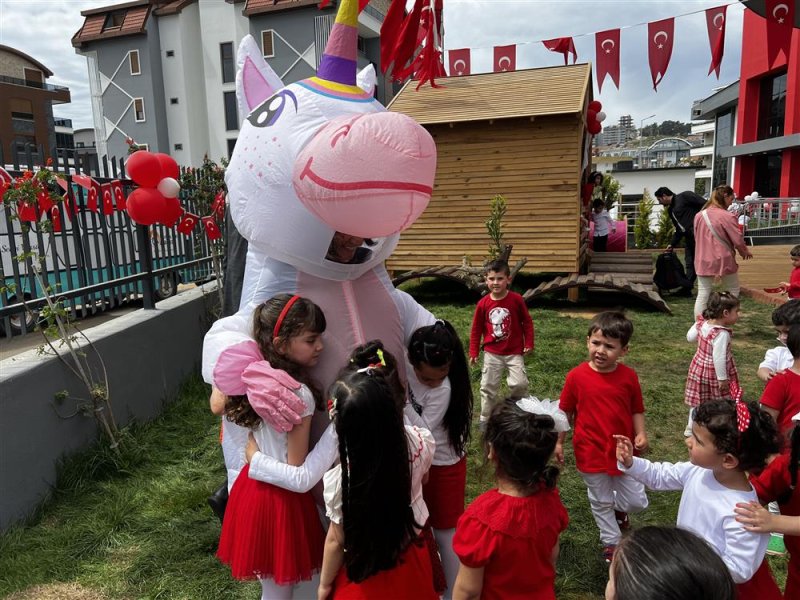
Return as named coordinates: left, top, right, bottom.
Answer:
left=202, top=216, right=222, bottom=241
left=162, top=197, right=184, bottom=228
left=448, top=48, right=471, bottom=76
left=212, top=191, right=226, bottom=220
left=17, top=200, right=37, bottom=222
left=49, top=206, right=63, bottom=233
left=595, top=28, right=620, bottom=92
left=0, top=167, right=12, bottom=202
left=177, top=213, right=199, bottom=236
left=37, top=188, right=55, bottom=213
left=111, top=180, right=126, bottom=210
left=766, top=0, right=795, bottom=68
left=705, top=6, right=727, bottom=78
left=543, top=37, right=577, bottom=65
left=493, top=44, right=516, bottom=72
left=647, top=18, right=675, bottom=91
left=87, top=180, right=100, bottom=212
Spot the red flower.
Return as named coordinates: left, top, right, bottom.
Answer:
left=46, top=157, right=53, bottom=166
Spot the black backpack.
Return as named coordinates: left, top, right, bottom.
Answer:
left=653, top=252, right=692, bottom=293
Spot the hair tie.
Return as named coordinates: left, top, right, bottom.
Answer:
left=327, top=396, right=337, bottom=420
left=733, top=388, right=750, bottom=434
left=273, top=295, right=301, bottom=339
left=516, top=396, right=570, bottom=433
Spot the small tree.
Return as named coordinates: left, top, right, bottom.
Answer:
left=485, top=195, right=507, bottom=260
left=599, top=173, right=622, bottom=214
left=634, top=189, right=655, bottom=249
left=654, top=203, right=675, bottom=248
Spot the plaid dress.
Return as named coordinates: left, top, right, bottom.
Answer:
left=684, top=322, right=740, bottom=407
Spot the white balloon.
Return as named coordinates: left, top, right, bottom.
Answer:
left=596, top=111, right=607, bottom=123
left=157, top=177, right=181, bottom=198
left=751, top=191, right=759, bottom=199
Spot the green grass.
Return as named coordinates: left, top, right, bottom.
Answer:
left=0, top=280, right=787, bottom=599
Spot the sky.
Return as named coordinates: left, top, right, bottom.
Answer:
left=0, top=0, right=746, bottom=131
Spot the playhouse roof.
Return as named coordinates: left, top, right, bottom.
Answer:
left=388, top=63, right=591, bottom=125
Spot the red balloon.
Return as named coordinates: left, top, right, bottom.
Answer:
left=588, top=109, right=598, bottom=123
left=160, top=197, right=184, bottom=227
left=126, top=188, right=167, bottom=225
left=126, top=152, right=162, bottom=188
left=588, top=121, right=602, bottom=135
left=588, top=100, right=602, bottom=112
left=154, top=153, right=180, bottom=180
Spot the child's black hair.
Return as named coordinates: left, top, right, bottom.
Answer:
left=225, top=294, right=326, bottom=428
left=592, top=198, right=605, bottom=210
left=484, top=259, right=511, bottom=276
left=346, top=339, right=405, bottom=411
left=771, top=299, right=800, bottom=327
left=408, top=320, right=473, bottom=456
left=484, top=398, right=559, bottom=493
left=612, top=526, right=736, bottom=600
left=587, top=311, right=633, bottom=347
left=701, top=291, right=740, bottom=321
left=693, top=399, right=781, bottom=472
left=787, top=323, right=800, bottom=360
left=790, top=244, right=800, bottom=259
left=328, top=363, right=418, bottom=583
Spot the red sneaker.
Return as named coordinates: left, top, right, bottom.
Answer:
left=602, top=545, right=616, bottom=563
left=615, top=510, right=630, bottom=531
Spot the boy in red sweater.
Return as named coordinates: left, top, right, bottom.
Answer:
left=556, top=311, right=649, bottom=563
left=780, top=245, right=800, bottom=299
left=469, top=260, right=534, bottom=426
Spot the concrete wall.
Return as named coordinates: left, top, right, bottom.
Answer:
left=0, top=284, right=218, bottom=531
left=608, top=167, right=701, bottom=227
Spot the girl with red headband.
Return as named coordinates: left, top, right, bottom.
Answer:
left=614, top=399, right=783, bottom=599
left=216, top=294, right=327, bottom=599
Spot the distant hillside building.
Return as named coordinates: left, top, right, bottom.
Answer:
left=0, top=44, right=71, bottom=165
left=72, top=0, right=388, bottom=167
left=595, top=114, right=636, bottom=146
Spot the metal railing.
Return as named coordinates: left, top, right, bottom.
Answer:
left=0, top=146, right=221, bottom=338
left=738, top=198, right=800, bottom=241
left=0, top=75, right=70, bottom=93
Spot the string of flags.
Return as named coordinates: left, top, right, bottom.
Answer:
left=444, top=0, right=795, bottom=93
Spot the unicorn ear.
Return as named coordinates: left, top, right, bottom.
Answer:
left=236, top=35, right=284, bottom=121
left=356, top=64, right=377, bottom=95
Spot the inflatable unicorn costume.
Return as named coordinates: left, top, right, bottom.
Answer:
left=202, top=0, right=437, bottom=465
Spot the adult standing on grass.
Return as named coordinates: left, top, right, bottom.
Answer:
left=655, top=186, right=706, bottom=294
left=692, top=185, right=753, bottom=318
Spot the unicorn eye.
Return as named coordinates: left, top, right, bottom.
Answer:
left=248, top=89, right=298, bottom=128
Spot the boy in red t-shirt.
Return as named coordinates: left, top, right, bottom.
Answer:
left=469, top=259, right=534, bottom=426
left=556, top=311, right=649, bottom=562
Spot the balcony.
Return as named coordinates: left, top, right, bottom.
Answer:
left=0, top=75, right=70, bottom=103
left=690, top=146, right=713, bottom=157
left=691, top=121, right=714, bottom=135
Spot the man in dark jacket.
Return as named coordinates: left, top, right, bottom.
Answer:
left=654, top=187, right=706, bottom=291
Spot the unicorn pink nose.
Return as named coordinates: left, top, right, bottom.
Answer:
left=293, top=112, right=437, bottom=238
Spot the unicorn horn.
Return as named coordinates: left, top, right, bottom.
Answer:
left=317, top=0, right=359, bottom=86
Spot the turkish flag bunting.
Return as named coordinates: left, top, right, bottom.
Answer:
left=17, top=200, right=37, bottom=222
left=37, top=188, right=55, bottom=213
left=448, top=48, right=471, bottom=77
left=86, top=180, right=101, bottom=212
left=648, top=18, right=675, bottom=91
left=0, top=167, right=12, bottom=202
left=49, top=206, right=63, bottom=233
left=543, top=37, right=577, bottom=65
left=493, top=44, right=516, bottom=72
left=202, top=216, right=222, bottom=241
left=766, top=0, right=795, bottom=67
left=111, top=180, right=126, bottom=210
left=100, top=183, right=114, bottom=216
left=177, top=212, right=199, bottom=236
left=595, top=29, right=621, bottom=92
left=61, top=192, right=75, bottom=219
left=705, top=6, right=727, bottom=77
left=211, top=190, right=226, bottom=220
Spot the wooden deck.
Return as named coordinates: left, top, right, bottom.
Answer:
left=737, top=244, right=794, bottom=302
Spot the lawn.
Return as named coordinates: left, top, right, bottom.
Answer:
left=0, top=279, right=787, bottom=599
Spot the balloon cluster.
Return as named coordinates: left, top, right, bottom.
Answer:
left=587, top=100, right=607, bottom=136
left=125, top=151, right=183, bottom=226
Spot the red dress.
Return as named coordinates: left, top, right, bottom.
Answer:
left=217, top=463, right=324, bottom=584
left=684, top=322, right=739, bottom=407
left=453, top=487, right=569, bottom=600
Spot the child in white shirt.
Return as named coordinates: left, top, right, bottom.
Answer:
left=591, top=199, right=616, bottom=253
left=757, top=300, right=799, bottom=383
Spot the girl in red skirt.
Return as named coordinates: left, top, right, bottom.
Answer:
left=216, top=294, right=326, bottom=600
left=318, top=350, right=438, bottom=600
left=683, top=291, right=742, bottom=437
left=404, top=320, right=473, bottom=596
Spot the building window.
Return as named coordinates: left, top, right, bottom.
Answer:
left=170, top=98, right=179, bottom=105
left=227, top=138, right=237, bottom=158
left=758, top=70, right=787, bottom=140
left=23, top=68, right=43, bottom=87
left=261, top=30, right=275, bottom=58
left=166, top=50, right=175, bottom=57
left=754, top=154, right=782, bottom=198
left=129, top=50, right=141, bottom=75
left=103, top=9, right=126, bottom=30
left=133, top=98, right=146, bottom=122
left=77, top=142, right=85, bottom=148
left=220, top=42, right=235, bottom=83
left=224, top=91, right=238, bottom=131
left=712, top=108, right=734, bottom=187
left=174, top=143, right=183, bottom=151
left=357, top=36, right=367, bottom=54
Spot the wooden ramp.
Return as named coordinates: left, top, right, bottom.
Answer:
left=588, top=251, right=655, bottom=285
left=522, top=273, right=672, bottom=314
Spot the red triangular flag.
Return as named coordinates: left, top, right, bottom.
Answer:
left=37, top=188, right=55, bottom=213
left=49, top=206, right=63, bottom=233
left=72, top=174, right=92, bottom=190
left=111, top=180, right=126, bottom=210
left=448, top=48, right=471, bottom=77
left=100, top=183, right=114, bottom=216
left=543, top=37, right=577, bottom=65
left=493, top=45, right=516, bottom=72
left=86, top=180, right=100, bottom=212
left=705, top=6, right=727, bottom=78
left=176, top=212, right=198, bottom=236
left=211, top=190, right=226, bottom=220
left=595, top=29, right=620, bottom=92
left=766, top=0, right=795, bottom=67
left=17, top=200, right=37, bottom=222
left=202, top=216, right=222, bottom=241
left=648, top=18, right=675, bottom=91
left=0, top=167, right=12, bottom=202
